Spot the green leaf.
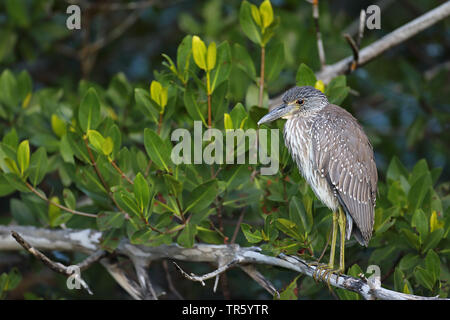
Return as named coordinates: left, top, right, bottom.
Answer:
left=164, top=174, right=182, bottom=197
left=117, top=191, right=140, bottom=218
left=233, top=43, right=256, bottom=79
left=4, top=157, right=20, bottom=176
left=210, top=41, right=232, bottom=93
left=150, top=80, right=167, bottom=109
left=28, top=147, right=48, bottom=187
left=414, top=266, right=434, bottom=291
left=424, top=250, right=440, bottom=283
left=265, top=42, right=285, bottom=82
left=276, top=218, right=301, bottom=240
left=224, top=113, right=233, bottom=130
left=10, top=198, right=37, bottom=226
left=48, top=196, right=62, bottom=227
left=240, top=1, right=262, bottom=45
left=422, top=229, right=444, bottom=252
left=102, top=137, right=114, bottom=156
left=408, top=174, right=432, bottom=213
left=196, top=226, right=223, bottom=244
left=289, top=196, right=313, bottom=234
left=177, top=35, right=193, bottom=84
left=386, top=156, right=409, bottom=182
left=97, top=211, right=125, bottom=231
left=135, top=88, right=159, bottom=123
left=251, top=4, right=261, bottom=27
left=0, top=69, right=19, bottom=109
left=17, top=140, right=30, bottom=175
left=87, top=130, right=105, bottom=154
left=3, top=128, right=18, bottom=150
left=183, top=87, right=207, bottom=126
left=134, top=173, right=150, bottom=214
left=325, top=76, right=349, bottom=105
left=4, top=172, right=29, bottom=192
left=207, top=42, right=217, bottom=71
left=192, top=36, right=207, bottom=70
left=0, top=30, right=17, bottom=64
left=5, top=0, right=30, bottom=28
left=399, top=253, right=420, bottom=271
left=60, top=134, right=75, bottom=164
left=79, top=88, right=101, bottom=132
left=184, top=180, right=218, bottom=213
left=51, top=114, right=66, bottom=138
left=241, top=223, right=263, bottom=243
left=277, top=275, right=300, bottom=300
left=63, top=188, right=76, bottom=210
left=394, top=268, right=404, bottom=292
left=296, top=63, right=316, bottom=87
left=177, top=223, right=197, bottom=248
left=143, top=128, right=172, bottom=172
left=411, top=209, right=428, bottom=242
left=260, top=0, right=274, bottom=29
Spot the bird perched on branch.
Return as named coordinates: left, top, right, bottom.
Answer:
left=258, top=86, right=377, bottom=280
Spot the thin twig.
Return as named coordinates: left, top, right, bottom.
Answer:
left=230, top=209, right=245, bottom=244
left=162, top=260, right=184, bottom=299
left=11, top=231, right=100, bottom=295
left=173, top=260, right=238, bottom=286
left=239, top=265, right=280, bottom=298
left=312, top=0, right=326, bottom=70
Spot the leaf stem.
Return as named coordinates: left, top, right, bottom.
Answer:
left=259, top=45, right=265, bottom=107
left=109, top=158, right=134, bottom=185
left=25, top=182, right=97, bottom=218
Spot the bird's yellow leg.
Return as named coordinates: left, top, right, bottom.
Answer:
left=312, top=211, right=338, bottom=282
left=318, top=209, right=346, bottom=287
left=338, top=207, right=346, bottom=273
left=328, top=211, right=338, bottom=268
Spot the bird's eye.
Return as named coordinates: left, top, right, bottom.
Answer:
left=297, top=99, right=304, bottom=105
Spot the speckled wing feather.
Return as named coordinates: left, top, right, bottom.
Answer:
left=311, top=104, right=377, bottom=246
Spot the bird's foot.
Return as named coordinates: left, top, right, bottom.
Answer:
left=312, top=264, right=344, bottom=287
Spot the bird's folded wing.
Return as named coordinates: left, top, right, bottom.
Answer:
left=311, top=104, right=377, bottom=245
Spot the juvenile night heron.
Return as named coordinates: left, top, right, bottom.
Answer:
left=258, top=86, right=377, bottom=278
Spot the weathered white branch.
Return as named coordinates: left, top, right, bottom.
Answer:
left=269, top=1, right=450, bottom=108
left=1, top=225, right=447, bottom=300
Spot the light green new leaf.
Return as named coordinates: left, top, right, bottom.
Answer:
left=207, top=42, right=217, bottom=71
left=260, top=0, right=274, bottom=29
left=79, top=88, right=101, bottom=132
left=48, top=196, right=62, bottom=227
left=192, top=36, right=207, bottom=70
left=224, top=113, right=233, bottom=130
left=17, top=140, right=30, bottom=175
left=241, top=223, right=263, bottom=243
left=51, top=114, right=66, bottom=138
left=150, top=80, right=162, bottom=106
left=250, top=4, right=261, bottom=27
left=87, top=130, right=105, bottom=154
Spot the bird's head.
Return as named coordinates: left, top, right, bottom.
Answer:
left=257, top=86, right=329, bottom=125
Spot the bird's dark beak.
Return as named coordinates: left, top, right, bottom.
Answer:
left=257, top=104, right=294, bottom=125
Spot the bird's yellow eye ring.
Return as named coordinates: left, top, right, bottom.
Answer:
left=297, top=99, right=304, bottom=105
